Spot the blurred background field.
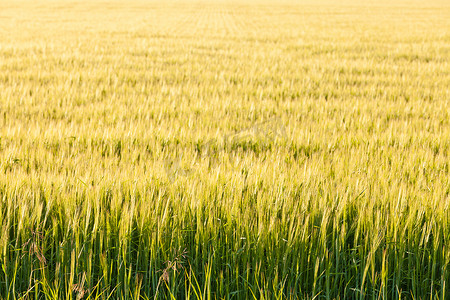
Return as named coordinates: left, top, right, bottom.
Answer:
left=0, top=0, right=449, bottom=298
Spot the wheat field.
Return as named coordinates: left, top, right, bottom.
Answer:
left=0, top=0, right=449, bottom=299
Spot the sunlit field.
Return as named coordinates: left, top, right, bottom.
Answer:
left=0, top=0, right=449, bottom=298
